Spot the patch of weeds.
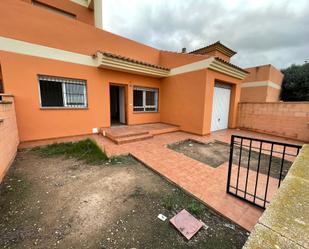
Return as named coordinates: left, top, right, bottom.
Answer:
left=162, top=188, right=206, bottom=216
left=187, top=200, right=206, bottom=216
left=33, top=139, right=108, bottom=164
left=33, top=139, right=138, bottom=166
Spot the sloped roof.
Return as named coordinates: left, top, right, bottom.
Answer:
left=214, top=57, right=248, bottom=73
left=190, top=41, right=237, bottom=57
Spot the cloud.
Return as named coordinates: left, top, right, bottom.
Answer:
left=103, top=0, right=309, bottom=69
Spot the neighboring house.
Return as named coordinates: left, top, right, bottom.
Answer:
left=0, top=0, right=281, bottom=143
left=240, top=64, right=284, bottom=102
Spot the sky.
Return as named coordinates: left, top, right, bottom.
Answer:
left=102, top=0, right=309, bottom=69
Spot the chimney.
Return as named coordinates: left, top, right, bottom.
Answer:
left=94, top=0, right=103, bottom=29
left=181, top=47, right=187, bottom=53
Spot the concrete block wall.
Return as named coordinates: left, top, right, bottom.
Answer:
left=0, top=94, right=19, bottom=182
left=237, top=102, right=309, bottom=142
left=244, top=144, right=309, bottom=249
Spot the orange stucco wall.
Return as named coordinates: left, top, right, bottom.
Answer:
left=239, top=86, right=268, bottom=102
left=0, top=51, right=161, bottom=142
left=237, top=102, right=309, bottom=142
left=0, top=0, right=160, bottom=65
left=161, top=68, right=242, bottom=135
left=161, top=70, right=207, bottom=134
left=0, top=0, right=245, bottom=142
left=20, top=0, right=94, bottom=25
left=0, top=95, right=19, bottom=182
left=243, top=64, right=283, bottom=85
left=159, top=51, right=209, bottom=68
left=240, top=64, right=283, bottom=102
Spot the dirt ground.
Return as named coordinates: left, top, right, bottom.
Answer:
left=0, top=149, right=248, bottom=249
left=168, top=139, right=293, bottom=178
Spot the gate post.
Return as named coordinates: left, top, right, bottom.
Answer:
left=226, top=135, right=235, bottom=193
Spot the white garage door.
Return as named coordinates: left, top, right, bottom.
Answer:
left=211, top=84, right=231, bottom=132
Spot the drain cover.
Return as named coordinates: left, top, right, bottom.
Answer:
left=170, top=209, right=203, bottom=240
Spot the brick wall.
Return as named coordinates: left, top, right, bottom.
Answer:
left=0, top=94, right=19, bottom=182
left=237, top=102, right=309, bottom=142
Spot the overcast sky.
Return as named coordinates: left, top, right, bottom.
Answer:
left=103, top=0, right=309, bottom=69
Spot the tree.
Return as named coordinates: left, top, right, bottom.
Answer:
left=280, top=62, right=309, bottom=101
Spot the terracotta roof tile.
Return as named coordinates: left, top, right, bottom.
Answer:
left=99, top=51, right=170, bottom=71
left=190, top=41, right=237, bottom=57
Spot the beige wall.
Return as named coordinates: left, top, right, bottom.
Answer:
left=237, top=102, right=309, bottom=142
left=0, top=95, right=19, bottom=182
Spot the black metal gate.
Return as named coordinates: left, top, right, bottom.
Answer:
left=226, top=135, right=302, bottom=209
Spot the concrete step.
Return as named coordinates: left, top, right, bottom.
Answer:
left=114, top=133, right=153, bottom=145
left=107, top=131, right=149, bottom=139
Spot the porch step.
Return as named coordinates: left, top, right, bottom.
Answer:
left=149, top=125, right=180, bottom=135
left=113, top=133, right=153, bottom=145
left=105, top=130, right=149, bottom=140
left=100, top=123, right=180, bottom=145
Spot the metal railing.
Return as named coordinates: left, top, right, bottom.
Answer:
left=226, top=135, right=302, bottom=209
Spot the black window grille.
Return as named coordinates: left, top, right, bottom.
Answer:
left=38, top=75, right=87, bottom=108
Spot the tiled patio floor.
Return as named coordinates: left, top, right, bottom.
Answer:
left=91, top=128, right=302, bottom=231
left=19, top=127, right=303, bottom=231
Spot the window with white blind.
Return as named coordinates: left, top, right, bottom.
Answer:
left=38, top=75, right=87, bottom=108
left=133, top=87, right=158, bottom=112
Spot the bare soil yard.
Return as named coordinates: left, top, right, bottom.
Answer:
left=0, top=140, right=248, bottom=249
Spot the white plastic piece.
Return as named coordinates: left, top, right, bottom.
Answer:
left=92, top=128, right=98, bottom=134
left=157, top=214, right=167, bottom=221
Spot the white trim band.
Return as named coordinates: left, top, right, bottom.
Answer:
left=70, top=0, right=89, bottom=7
left=241, top=81, right=281, bottom=90
left=170, top=57, right=247, bottom=79
left=0, top=37, right=96, bottom=67
left=169, top=57, right=214, bottom=76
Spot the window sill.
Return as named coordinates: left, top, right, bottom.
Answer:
left=40, top=107, right=88, bottom=110
left=133, top=111, right=159, bottom=114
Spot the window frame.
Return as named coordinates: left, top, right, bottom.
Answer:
left=133, top=87, right=158, bottom=113
left=38, top=75, right=88, bottom=109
